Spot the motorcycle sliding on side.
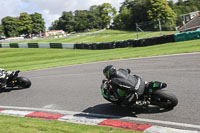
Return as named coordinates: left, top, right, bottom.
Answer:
left=0, top=70, right=31, bottom=90
left=101, top=80, right=178, bottom=110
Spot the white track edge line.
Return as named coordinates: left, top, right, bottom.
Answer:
left=0, top=105, right=199, bottom=130
left=122, top=116, right=200, bottom=129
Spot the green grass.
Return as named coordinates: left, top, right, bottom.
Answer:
left=1, top=29, right=199, bottom=133
left=0, top=115, right=141, bottom=133
left=0, top=32, right=199, bottom=132
left=0, top=39, right=200, bottom=71
left=14, top=30, right=177, bottom=43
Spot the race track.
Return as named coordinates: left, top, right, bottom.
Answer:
left=0, top=52, right=200, bottom=130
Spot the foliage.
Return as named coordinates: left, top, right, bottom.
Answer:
left=57, top=11, right=75, bottom=32
left=147, top=0, right=176, bottom=30
left=113, top=0, right=200, bottom=31
left=168, top=0, right=200, bottom=27
left=89, top=5, right=104, bottom=29
left=49, top=3, right=116, bottom=32
left=1, top=16, right=19, bottom=37
left=30, top=13, right=45, bottom=34
left=113, top=0, right=150, bottom=30
left=18, top=12, right=32, bottom=36
left=1, top=0, right=200, bottom=37
left=172, top=0, right=200, bottom=15
left=113, top=6, right=131, bottom=29
left=1, top=12, right=45, bottom=37
left=98, top=3, right=116, bottom=28
left=113, top=0, right=177, bottom=31
left=0, top=24, right=4, bottom=36
left=74, top=10, right=97, bottom=31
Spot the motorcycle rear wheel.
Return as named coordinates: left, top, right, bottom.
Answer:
left=17, top=77, right=31, bottom=88
left=151, top=89, right=178, bottom=109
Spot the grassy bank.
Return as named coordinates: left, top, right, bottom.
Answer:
left=0, top=115, right=141, bottom=133
left=0, top=39, right=200, bottom=71
left=15, top=30, right=177, bottom=43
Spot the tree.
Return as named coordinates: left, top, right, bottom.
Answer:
left=74, top=10, right=101, bottom=31
left=74, top=10, right=89, bottom=31
left=58, top=11, right=75, bottom=32
left=49, top=20, right=59, bottom=31
left=49, top=11, right=76, bottom=32
left=168, top=0, right=174, bottom=9
left=0, top=24, right=4, bottom=36
left=49, top=3, right=116, bottom=32
left=30, top=13, right=45, bottom=34
left=89, top=5, right=103, bottom=29
left=99, top=3, right=116, bottom=28
left=18, top=12, right=32, bottom=36
left=1, top=12, right=45, bottom=37
left=1, top=16, right=19, bottom=37
left=113, top=6, right=131, bottom=29
left=173, top=0, right=200, bottom=15
left=147, top=0, right=176, bottom=30
left=85, top=11, right=100, bottom=29
left=119, top=0, right=150, bottom=30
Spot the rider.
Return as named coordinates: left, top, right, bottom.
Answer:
left=0, top=68, right=12, bottom=89
left=101, top=65, right=167, bottom=106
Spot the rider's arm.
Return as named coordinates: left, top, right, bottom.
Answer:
left=101, top=80, right=119, bottom=102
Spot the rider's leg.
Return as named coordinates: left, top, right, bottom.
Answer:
left=146, top=81, right=167, bottom=89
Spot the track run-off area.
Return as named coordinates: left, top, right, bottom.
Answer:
left=0, top=52, right=200, bottom=131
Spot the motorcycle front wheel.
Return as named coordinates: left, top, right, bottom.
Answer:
left=151, top=89, right=178, bottom=109
left=17, top=76, right=31, bottom=88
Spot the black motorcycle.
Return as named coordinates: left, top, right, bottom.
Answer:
left=0, top=70, right=31, bottom=89
left=101, top=80, right=178, bottom=110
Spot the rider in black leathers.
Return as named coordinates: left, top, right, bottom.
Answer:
left=0, top=68, right=12, bottom=89
left=102, top=65, right=167, bottom=106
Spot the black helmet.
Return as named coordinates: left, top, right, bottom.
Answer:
left=103, top=65, right=116, bottom=79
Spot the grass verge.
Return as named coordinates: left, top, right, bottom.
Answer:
left=0, top=39, right=199, bottom=71
left=0, top=115, right=142, bottom=133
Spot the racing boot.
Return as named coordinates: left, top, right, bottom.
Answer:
left=160, top=82, right=167, bottom=88
left=147, top=81, right=167, bottom=90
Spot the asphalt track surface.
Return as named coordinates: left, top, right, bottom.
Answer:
left=0, top=52, right=200, bottom=130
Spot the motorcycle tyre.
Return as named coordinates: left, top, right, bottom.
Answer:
left=17, top=77, right=31, bottom=88
left=151, top=89, right=178, bottom=110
